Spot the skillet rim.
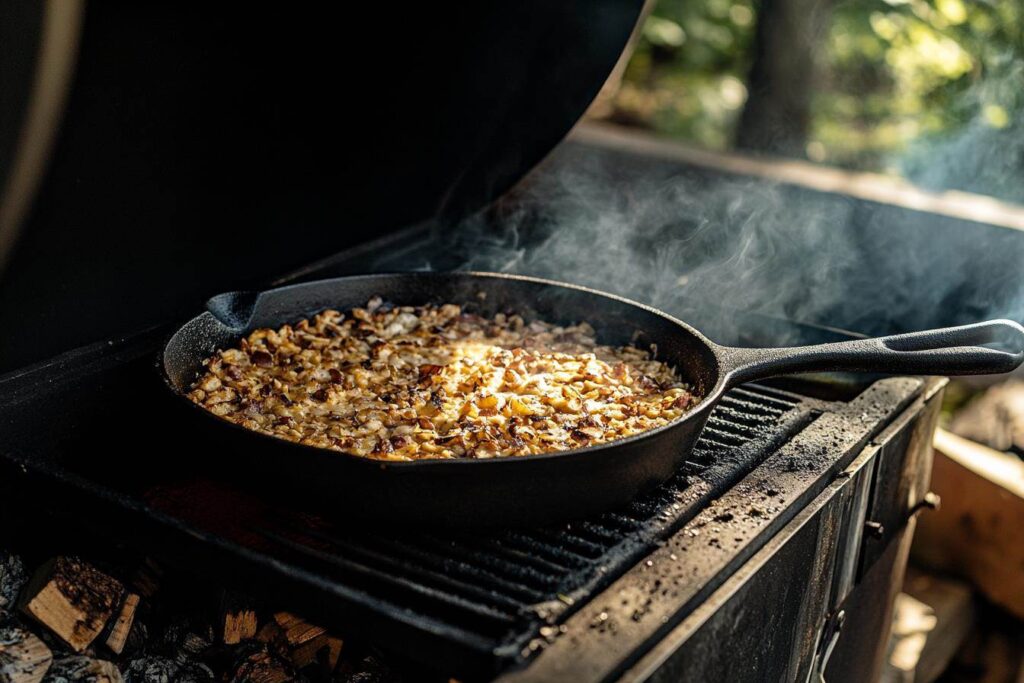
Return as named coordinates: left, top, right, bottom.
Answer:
left=159, top=271, right=730, bottom=472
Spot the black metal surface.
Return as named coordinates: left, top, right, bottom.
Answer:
left=0, top=3, right=645, bottom=372
left=160, top=272, right=1022, bottom=528
left=610, top=381, right=943, bottom=683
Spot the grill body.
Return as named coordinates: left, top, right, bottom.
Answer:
left=539, top=377, right=943, bottom=683
left=0, top=229, right=942, bottom=680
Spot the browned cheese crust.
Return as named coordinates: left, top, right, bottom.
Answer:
left=188, top=298, right=699, bottom=460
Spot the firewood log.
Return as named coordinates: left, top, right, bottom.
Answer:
left=103, top=593, right=139, bottom=655
left=271, top=612, right=327, bottom=669
left=18, top=557, right=123, bottom=653
left=218, top=592, right=257, bottom=645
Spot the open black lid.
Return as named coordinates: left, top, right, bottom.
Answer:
left=0, top=3, right=643, bottom=370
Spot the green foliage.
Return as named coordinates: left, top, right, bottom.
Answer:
left=607, top=0, right=757, bottom=149
left=815, top=0, right=1024, bottom=176
left=608, top=0, right=1024, bottom=198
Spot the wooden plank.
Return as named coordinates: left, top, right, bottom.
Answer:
left=912, top=429, right=1024, bottom=619
left=933, top=429, right=1024, bottom=497
left=949, top=380, right=1024, bottom=454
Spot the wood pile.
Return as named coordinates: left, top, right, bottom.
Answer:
left=0, top=549, right=417, bottom=682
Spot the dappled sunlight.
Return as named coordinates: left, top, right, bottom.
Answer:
left=591, top=0, right=1024, bottom=202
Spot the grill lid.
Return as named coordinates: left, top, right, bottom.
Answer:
left=0, top=2, right=644, bottom=371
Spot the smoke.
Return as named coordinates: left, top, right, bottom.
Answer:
left=453, top=153, right=847, bottom=331
left=890, top=58, right=1024, bottom=331
left=418, top=138, right=1023, bottom=346
left=390, top=45, right=1024, bottom=345
left=900, top=58, right=1024, bottom=205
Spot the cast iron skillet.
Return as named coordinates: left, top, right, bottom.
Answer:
left=161, top=272, right=1024, bottom=527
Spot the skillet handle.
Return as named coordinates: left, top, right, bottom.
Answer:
left=718, top=319, right=1024, bottom=388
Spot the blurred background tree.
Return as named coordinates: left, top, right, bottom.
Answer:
left=599, top=0, right=757, bottom=149
left=591, top=0, right=1024, bottom=202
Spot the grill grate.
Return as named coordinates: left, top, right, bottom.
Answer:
left=249, top=384, right=806, bottom=671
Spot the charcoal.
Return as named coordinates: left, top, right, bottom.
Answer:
left=153, top=620, right=186, bottom=654
left=339, top=654, right=394, bottom=683
left=123, top=656, right=213, bottom=683
left=43, top=655, right=122, bottom=683
left=123, top=656, right=178, bottom=683
left=228, top=642, right=301, bottom=683
left=175, top=632, right=210, bottom=660
left=154, top=617, right=211, bottom=660
left=0, top=550, right=27, bottom=615
left=119, top=620, right=148, bottom=659
left=179, top=661, right=215, bottom=683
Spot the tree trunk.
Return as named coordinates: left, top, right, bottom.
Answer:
left=736, top=0, right=835, bottom=157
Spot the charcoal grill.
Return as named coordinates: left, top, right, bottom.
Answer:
left=0, top=229, right=942, bottom=681
left=0, top=5, right=947, bottom=679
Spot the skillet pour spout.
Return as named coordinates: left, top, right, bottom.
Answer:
left=161, top=273, right=1024, bottom=528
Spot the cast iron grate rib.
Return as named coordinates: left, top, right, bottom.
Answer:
left=251, top=384, right=806, bottom=672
